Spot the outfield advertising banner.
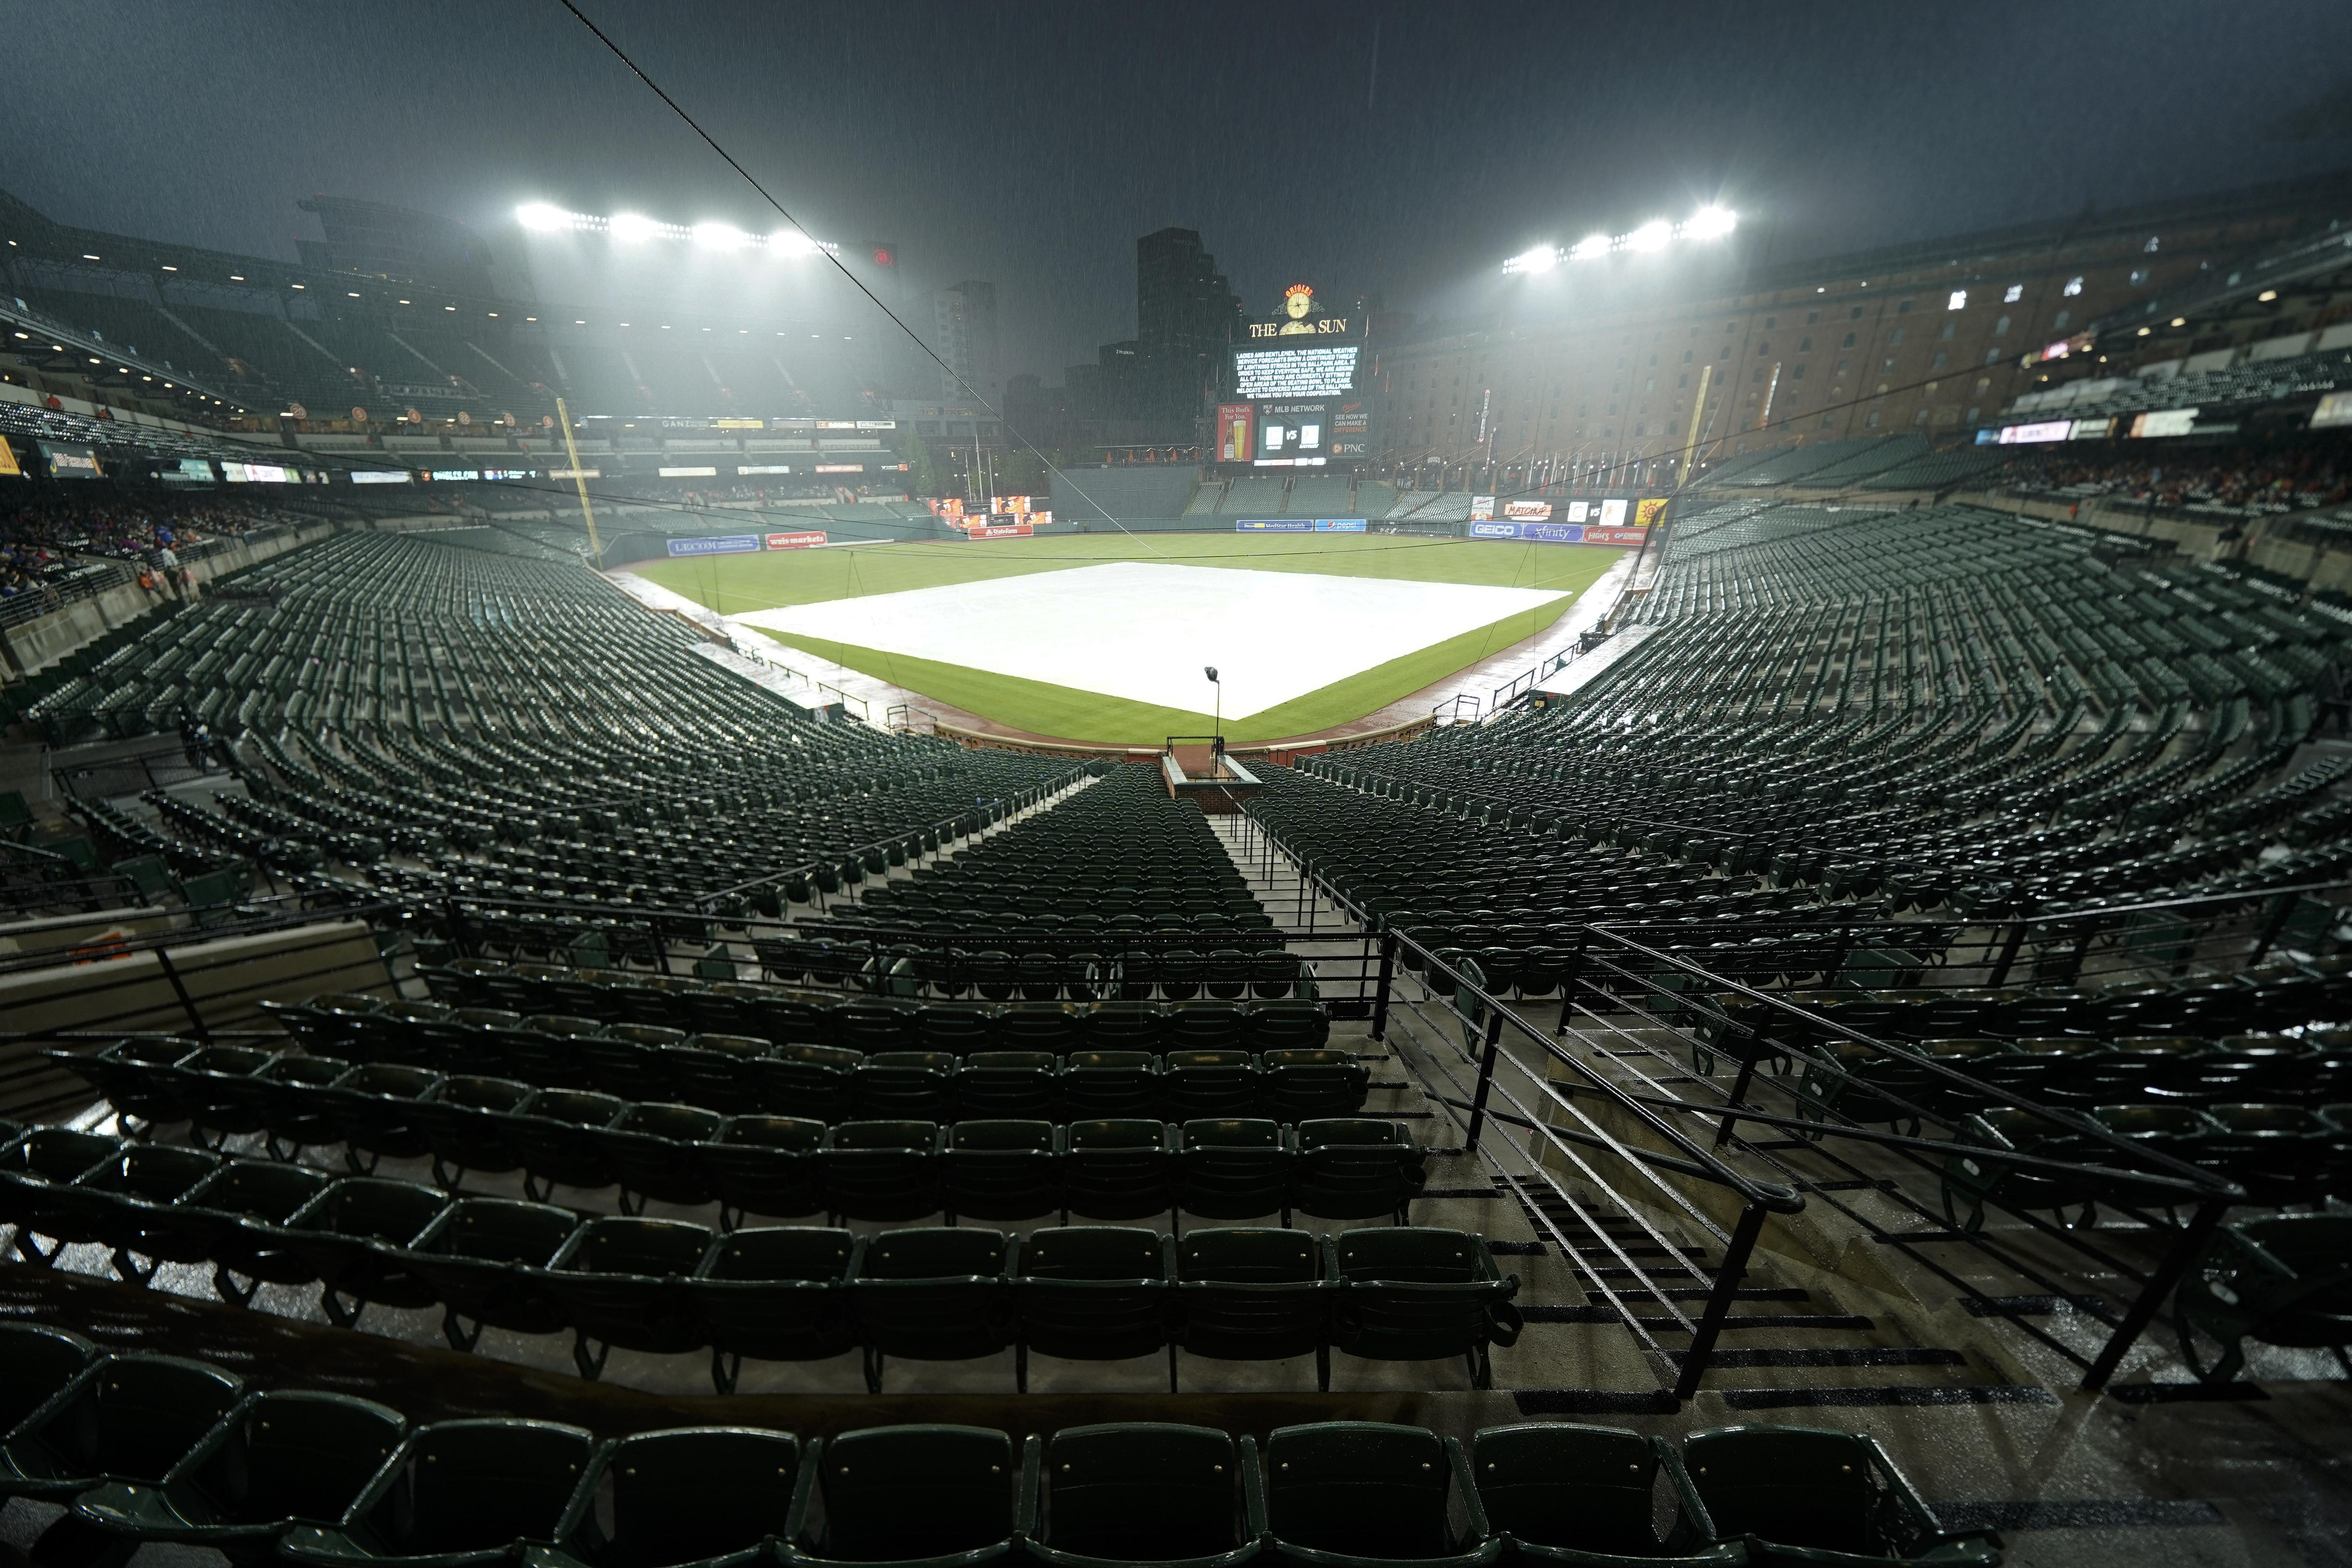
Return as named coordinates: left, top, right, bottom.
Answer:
left=1469, top=519, right=1650, bottom=546
left=1634, top=498, right=1669, bottom=529
left=964, top=523, right=1033, bottom=538
left=1235, top=519, right=1310, bottom=532
left=765, top=531, right=827, bottom=549
left=666, top=534, right=762, bottom=556
left=1215, top=403, right=1255, bottom=463
left=1312, top=519, right=1366, bottom=531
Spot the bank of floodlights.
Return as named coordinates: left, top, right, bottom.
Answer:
left=515, top=202, right=837, bottom=258
left=1503, top=207, right=1737, bottom=275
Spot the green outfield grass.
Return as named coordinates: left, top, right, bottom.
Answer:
left=637, top=532, right=1621, bottom=744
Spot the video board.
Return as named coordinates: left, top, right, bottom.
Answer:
left=1247, top=398, right=1375, bottom=467
left=1234, top=345, right=1360, bottom=399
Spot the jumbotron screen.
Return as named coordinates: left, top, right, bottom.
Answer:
left=1233, top=344, right=1360, bottom=399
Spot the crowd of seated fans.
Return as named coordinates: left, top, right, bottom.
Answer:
left=0, top=489, right=294, bottom=575
left=1999, top=440, right=2352, bottom=512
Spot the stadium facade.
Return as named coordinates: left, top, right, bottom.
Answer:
left=1375, top=170, right=2352, bottom=487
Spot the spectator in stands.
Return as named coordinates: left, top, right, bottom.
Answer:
left=1999, top=440, right=2352, bottom=511
left=0, top=488, right=286, bottom=562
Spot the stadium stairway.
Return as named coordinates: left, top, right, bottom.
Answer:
left=1206, top=813, right=2044, bottom=1416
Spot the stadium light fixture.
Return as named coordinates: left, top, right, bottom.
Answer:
left=515, top=200, right=838, bottom=257
left=1685, top=206, right=1738, bottom=241
left=1506, top=208, right=1739, bottom=273
left=1503, top=244, right=1560, bottom=275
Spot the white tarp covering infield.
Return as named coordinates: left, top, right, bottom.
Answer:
left=731, top=561, right=1575, bottom=720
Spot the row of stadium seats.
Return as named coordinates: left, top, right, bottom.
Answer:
left=61, top=1031, right=1382, bottom=1144
left=0, top=1143, right=1496, bottom=1391
left=369, top=978, right=1333, bottom=1050
left=13, top=1091, right=1424, bottom=1221
left=856, top=764, right=1269, bottom=929
left=2, top=1322, right=1994, bottom=1565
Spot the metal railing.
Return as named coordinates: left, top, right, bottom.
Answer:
left=1233, top=798, right=2281, bottom=1395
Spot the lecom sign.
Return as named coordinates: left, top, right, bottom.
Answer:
left=765, top=531, right=827, bottom=549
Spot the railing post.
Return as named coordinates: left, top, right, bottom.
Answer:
left=1987, top=919, right=2027, bottom=988
left=1673, top=1198, right=1769, bottom=1401
left=1713, top=1026, right=1761, bottom=1150
left=1463, top=1005, right=1506, bottom=1151
left=152, top=944, right=212, bottom=1043
left=2082, top=1197, right=2231, bottom=1391
left=2062, top=928, right=2091, bottom=984
left=1557, top=928, right=1587, bottom=1037
left=2247, top=893, right=2298, bottom=968
left=1370, top=927, right=1396, bottom=1042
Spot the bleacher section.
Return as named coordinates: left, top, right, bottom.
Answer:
left=1389, top=492, right=1471, bottom=522
left=1712, top=437, right=1894, bottom=488
left=1789, top=435, right=1928, bottom=488
left=1285, top=477, right=1354, bottom=516
left=1218, top=476, right=1287, bottom=515
left=1862, top=449, right=2004, bottom=490
left=1051, top=467, right=1198, bottom=527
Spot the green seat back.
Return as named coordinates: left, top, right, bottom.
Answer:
left=1262, top=1423, right=1454, bottom=1560
left=189, top=1391, right=407, bottom=1527
left=591, top=1428, right=798, bottom=1568
left=1471, top=1424, right=1661, bottom=1556
left=816, top=1426, right=1014, bottom=1561
left=1043, top=1424, right=1238, bottom=1560
left=1682, top=1425, right=1877, bottom=1556
left=389, top=1420, right=595, bottom=1553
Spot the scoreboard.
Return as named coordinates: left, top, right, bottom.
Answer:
left=1222, top=282, right=1375, bottom=469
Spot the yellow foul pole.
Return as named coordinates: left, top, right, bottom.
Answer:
left=555, top=397, right=601, bottom=561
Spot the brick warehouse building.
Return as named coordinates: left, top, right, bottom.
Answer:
left=1377, top=169, right=2352, bottom=487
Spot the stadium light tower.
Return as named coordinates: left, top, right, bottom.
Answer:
left=1501, top=206, right=1738, bottom=273
left=513, top=202, right=839, bottom=256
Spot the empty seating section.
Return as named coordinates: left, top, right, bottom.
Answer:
left=1787, top=435, right=1929, bottom=489
left=1218, top=476, right=1287, bottom=515
left=0, top=1116, right=1468, bottom=1390
left=1237, top=492, right=2352, bottom=1383
left=1863, top=449, right=2004, bottom=490
left=0, top=1325, right=1995, bottom=1568
left=31, top=531, right=1068, bottom=905
left=1050, top=467, right=1199, bottom=524
left=844, top=762, right=1275, bottom=934
left=1286, top=504, right=2348, bottom=936
left=1711, top=437, right=1905, bottom=488
left=1285, top=476, right=1354, bottom=516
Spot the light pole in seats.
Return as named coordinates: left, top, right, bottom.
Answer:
left=1206, top=666, right=1222, bottom=758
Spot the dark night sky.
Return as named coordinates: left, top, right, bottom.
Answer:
left=4, top=0, right=2350, bottom=384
